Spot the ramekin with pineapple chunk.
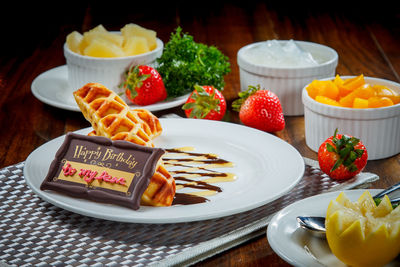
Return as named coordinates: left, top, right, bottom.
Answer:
left=64, top=24, right=163, bottom=93
left=302, top=76, right=400, bottom=160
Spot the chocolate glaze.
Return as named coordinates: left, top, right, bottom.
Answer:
left=172, top=193, right=209, bottom=205
left=175, top=177, right=222, bottom=192
left=40, top=133, right=165, bottom=210
left=165, top=148, right=235, bottom=205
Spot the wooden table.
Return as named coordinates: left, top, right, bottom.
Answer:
left=1, top=2, right=399, bottom=266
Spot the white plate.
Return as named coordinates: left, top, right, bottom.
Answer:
left=24, top=118, right=304, bottom=223
left=31, top=65, right=189, bottom=112
left=267, top=189, right=400, bottom=267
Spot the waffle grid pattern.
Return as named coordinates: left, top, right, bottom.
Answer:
left=0, top=161, right=377, bottom=267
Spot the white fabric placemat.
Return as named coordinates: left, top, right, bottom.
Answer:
left=0, top=159, right=378, bottom=267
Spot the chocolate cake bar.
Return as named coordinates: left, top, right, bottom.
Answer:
left=40, top=133, right=165, bottom=210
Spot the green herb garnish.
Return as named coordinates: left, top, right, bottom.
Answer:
left=156, top=27, right=231, bottom=97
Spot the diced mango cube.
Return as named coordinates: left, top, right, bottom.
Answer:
left=306, top=80, right=320, bottom=99
left=373, top=85, right=400, bottom=104
left=368, top=96, right=394, bottom=108
left=339, top=85, right=375, bottom=107
left=121, top=23, right=157, bottom=50
left=315, top=95, right=342, bottom=107
left=306, top=80, right=339, bottom=100
left=355, top=84, right=376, bottom=99
left=333, top=74, right=344, bottom=87
left=343, top=74, right=365, bottom=91
left=339, top=91, right=356, bottom=107
left=123, top=36, right=150, bottom=56
left=83, top=39, right=125, bottom=58
left=337, top=74, right=365, bottom=98
left=353, top=97, right=369, bottom=108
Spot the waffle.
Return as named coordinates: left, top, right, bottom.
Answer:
left=73, top=83, right=175, bottom=207
left=74, top=83, right=162, bottom=147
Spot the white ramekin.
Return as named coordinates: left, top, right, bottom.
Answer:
left=237, top=40, right=338, bottom=116
left=302, top=76, right=400, bottom=160
left=64, top=38, right=163, bottom=93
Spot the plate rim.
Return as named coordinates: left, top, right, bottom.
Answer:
left=266, top=189, right=385, bottom=267
left=24, top=118, right=305, bottom=223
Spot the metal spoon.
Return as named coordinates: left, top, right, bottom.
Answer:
left=296, top=182, right=400, bottom=238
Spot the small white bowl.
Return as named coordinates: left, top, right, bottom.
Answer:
left=237, top=40, right=338, bottom=116
left=63, top=38, right=163, bottom=93
left=302, top=76, right=400, bottom=160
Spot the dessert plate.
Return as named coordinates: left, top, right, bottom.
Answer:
left=24, top=119, right=305, bottom=223
left=31, top=65, right=189, bottom=112
left=267, top=189, right=400, bottom=267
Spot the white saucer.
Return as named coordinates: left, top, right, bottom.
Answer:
left=267, top=189, right=400, bottom=267
left=31, top=65, right=190, bottom=112
left=31, top=65, right=79, bottom=111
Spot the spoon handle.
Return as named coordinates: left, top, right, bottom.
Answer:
left=373, top=181, right=400, bottom=199
left=391, top=197, right=400, bottom=204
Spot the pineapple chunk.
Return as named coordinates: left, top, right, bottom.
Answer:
left=80, top=24, right=124, bottom=53
left=123, top=36, right=150, bottom=56
left=121, top=23, right=157, bottom=50
left=83, top=39, right=125, bottom=58
left=66, top=31, right=83, bottom=53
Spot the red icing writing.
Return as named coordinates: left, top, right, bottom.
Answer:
left=61, top=162, right=126, bottom=186
left=78, top=169, right=98, bottom=183
left=62, top=163, right=77, bottom=176
left=96, top=171, right=127, bottom=185
left=78, top=169, right=126, bottom=185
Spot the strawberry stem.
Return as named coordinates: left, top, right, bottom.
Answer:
left=329, top=128, right=364, bottom=172
left=232, top=84, right=260, bottom=112
left=182, top=85, right=220, bottom=119
left=119, top=65, right=150, bottom=98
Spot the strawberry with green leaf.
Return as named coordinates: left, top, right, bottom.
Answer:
left=318, top=129, right=368, bottom=180
left=120, top=65, right=167, bottom=106
left=232, top=85, right=285, bottom=132
left=182, top=85, right=226, bottom=120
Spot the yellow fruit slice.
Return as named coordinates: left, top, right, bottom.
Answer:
left=353, top=97, right=369, bottom=108
left=340, top=84, right=375, bottom=107
left=121, top=23, right=157, bottom=50
left=66, top=31, right=83, bottom=53
left=315, top=95, right=342, bottom=107
left=326, top=191, right=400, bottom=267
left=123, top=36, right=150, bottom=56
left=373, top=85, right=400, bottom=104
left=83, top=39, right=125, bottom=58
left=343, top=74, right=365, bottom=91
left=368, top=96, right=394, bottom=108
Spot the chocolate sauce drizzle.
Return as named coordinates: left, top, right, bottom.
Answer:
left=163, top=148, right=236, bottom=206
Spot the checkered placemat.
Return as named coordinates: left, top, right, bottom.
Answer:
left=0, top=159, right=378, bottom=267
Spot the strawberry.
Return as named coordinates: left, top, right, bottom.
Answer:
left=182, top=85, right=226, bottom=120
left=120, top=65, right=167, bottom=106
left=232, top=85, right=285, bottom=132
left=318, top=129, right=368, bottom=180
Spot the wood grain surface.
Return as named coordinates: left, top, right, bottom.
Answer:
left=1, top=2, right=399, bottom=266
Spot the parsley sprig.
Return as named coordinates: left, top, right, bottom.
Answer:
left=156, top=27, right=231, bottom=97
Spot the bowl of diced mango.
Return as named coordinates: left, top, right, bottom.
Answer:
left=64, top=23, right=163, bottom=93
left=302, top=74, right=400, bottom=160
